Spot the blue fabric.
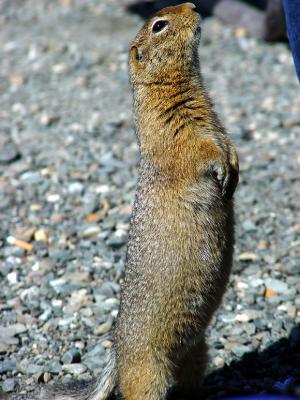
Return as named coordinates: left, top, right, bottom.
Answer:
left=224, top=396, right=297, bottom=400
left=283, top=0, right=300, bottom=82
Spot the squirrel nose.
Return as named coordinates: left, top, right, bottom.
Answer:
left=156, top=2, right=198, bottom=17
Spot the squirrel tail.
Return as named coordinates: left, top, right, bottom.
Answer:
left=41, top=350, right=117, bottom=400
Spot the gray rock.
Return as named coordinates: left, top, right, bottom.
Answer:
left=0, top=360, right=17, bottom=373
left=264, top=278, right=289, bottom=293
left=0, top=141, right=20, bottom=164
left=68, top=182, right=84, bottom=195
left=242, top=220, right=257, bottom=232
left=46, top=361, right=62, bottom=375
left=2, top=378, right=16, bottom=392
left=27, top=364, right=44, bottom=375
left=61, top=349, right=81, bottom=364
left=62, top=363, right=87, bottom=375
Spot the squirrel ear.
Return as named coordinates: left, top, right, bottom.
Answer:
left=130, top=46, right=144, bottom=62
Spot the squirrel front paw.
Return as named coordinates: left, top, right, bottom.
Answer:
left=205, top=148, right=239, bottom=199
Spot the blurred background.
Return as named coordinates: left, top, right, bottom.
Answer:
left=0, top=0, right=300, bottom=398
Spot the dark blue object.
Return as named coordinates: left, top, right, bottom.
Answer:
left=273, top=376, right=295, bottom=391
left=224, top=395, right=296, bottom=400
left=283, top=0, right=300, bottom=82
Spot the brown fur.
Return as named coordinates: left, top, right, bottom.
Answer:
left=41, top=3, right=239, bottom=400
left=115, top=3, right=239, bottom=399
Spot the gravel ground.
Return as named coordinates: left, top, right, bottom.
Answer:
left=0, top=0, right=300, bottom=398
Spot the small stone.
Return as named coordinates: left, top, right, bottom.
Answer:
left=39, top=308, right=52, bottom=322
left=40, top=113, right=59, bottom=126
left=94, top=321, right=112, bottom=336
left=61, top=349, right=81, bottom=364
left=46, top=194, right=60, bottom=203
left=242, top=220, right=257, bottom=232
left=94, top=282, right=115, bottom=298
left=2, top=378, right=16, bottom=392
left=7, top=236, right=32, bottom=252
left=20, top=171, right=41, bottom=183
left=52, top=63, right=68, bottom=74
left=0, top=360, right=17, bottom=374
left=102, top=340, right=113, bottom=349
left=106, top=236, right=126, bottom=248
left=12, top=323, right=27, bottom=335
left=68, top=182, right=84, bottom=194
left=34, top=229, right=48, bottom=242
left=291, top=224, right=300, bottom=233
left=27, top=364, right=44, bottom=375
left=225, top=343, right=252, bottom=357
left=81, top=225, right=101, bottom=238
left=86, top=213, right=101, bottom=223
left=220, top=314, right=236, bottom=324
left=10, top=73, right=24, bottom=86
left=235, top=314, right=250, bottom=323
left=283, top=115, right=300, bottom=128
left=62, top=363, right=87, bottom=375
left=0, top=141, right=20, bottom=164
left=236, top=281, right=249, bottom=290
left=0, top=326, right=16, bottom=339
left=264, top=288, right=278, bottom=298
left=238, top=252, right=258, bottom=262
left=52, top=299, right=63, bottom=308
left=213, top=355, right=224, bottom=368
left=250, top=278, right=264, bottom=288
left=264, top=278, right=289, bottom=294
left=287, top=304, right=296, bottom=318
left=257, top=239, right=268, bottom=250
left=7, top=272, right=18, bottom=285
left=38, top=371, right=51, bottom=384
left=49, top=278, right=67, bottom=291
left=104, top=298, right=119, bottom=309
left=46, top=361, right=62, bottom=375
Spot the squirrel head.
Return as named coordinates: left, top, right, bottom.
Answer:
left=129, top=3, right=201, bottom=86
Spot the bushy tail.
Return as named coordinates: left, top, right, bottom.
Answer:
left=41, top=351, right=117, bottom=400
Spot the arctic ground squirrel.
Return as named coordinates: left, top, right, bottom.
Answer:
left=42, top=3, right=239, bottom=400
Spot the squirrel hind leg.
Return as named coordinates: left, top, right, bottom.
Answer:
left=118, top=353, right=174, bottom=400
left=172, top=338, right=208, bottom=399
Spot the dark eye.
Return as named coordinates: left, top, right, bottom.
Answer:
left=152, top=20, right=169, bottom=33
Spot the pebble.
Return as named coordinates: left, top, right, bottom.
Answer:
left=237, top=252, right=258, bottom=262
left=27, top=364, right=44, bottom=375
left=2, top=378, right=16, bottom=392
left=81, top=226, right=101, bottom=238
left=46, top=361, right=62, bottom=375
left=61, top=349, right=81, bottom=364
left=68, top=182, right=84, bottom=194
left=34, top=229, right=48, bottom=242
left=62, top=363, right=87, bottom=375
left=0, top=360, right=17, bottom=373
left=213, top=355, right=225, bottom=368
left=242, top=220, right=257, bottom=232
left=0, top=141, right=20, bottom=164
left=94, top=321, right=112, bottom=336
left=264, top=278, right=289, bottom=293
left=7, top=272, right=18, bottom=285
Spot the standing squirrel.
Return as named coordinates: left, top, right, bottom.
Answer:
left=43, top=3, right=239, bottom=400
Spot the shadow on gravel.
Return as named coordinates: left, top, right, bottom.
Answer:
left=204, top=323, right=300, bottom=399
left=1, top=326, right=299, bottom=400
